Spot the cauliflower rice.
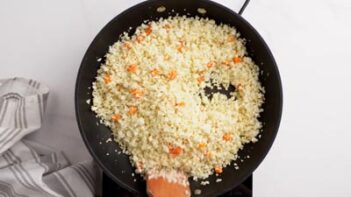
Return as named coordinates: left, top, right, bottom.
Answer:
left=92, top=16, right=264, bottom=179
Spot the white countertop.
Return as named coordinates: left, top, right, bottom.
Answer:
left=1, top=0, right=351, bottom=196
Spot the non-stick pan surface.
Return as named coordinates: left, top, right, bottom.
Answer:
left=75, top=0, right=283, bottom=196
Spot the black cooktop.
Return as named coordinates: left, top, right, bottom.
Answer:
left=102, top=173, right=252, bottom=197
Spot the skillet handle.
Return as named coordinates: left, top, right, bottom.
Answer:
left=238, top=0, right=250, bottom=15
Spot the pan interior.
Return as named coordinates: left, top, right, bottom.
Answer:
left=75, top=0, right=282, bottom=196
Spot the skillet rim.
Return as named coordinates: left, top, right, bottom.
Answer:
left=75, top=0, right=283, bottom=195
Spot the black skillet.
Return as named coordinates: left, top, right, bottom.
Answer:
left=75, top=0, right=283, bottom=196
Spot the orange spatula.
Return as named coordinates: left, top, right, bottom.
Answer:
left=146, top=170, right=190, bottom=197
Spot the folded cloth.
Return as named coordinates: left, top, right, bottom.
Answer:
left=0, top=78, right=49, bottom=154
left=0, top=78, right=98, bottom=197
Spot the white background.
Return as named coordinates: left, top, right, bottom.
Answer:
left=1, top=0, right=351, bottom=196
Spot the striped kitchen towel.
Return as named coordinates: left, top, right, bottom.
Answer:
left=0, top=78, right=99, bottom=197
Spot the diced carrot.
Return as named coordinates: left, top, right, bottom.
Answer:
left=167, top=70, right=177, bottom=80
left=177, top=41, right=184, bottom=53
left=233, top=57, right=241, bottom=63
left=103, top=74, right=111, bottom=84
left=127, top=64, right=138, bottom=73
left=150, top=68, right=160, bottom=76
left=175, top=102, right=185, bottom=107
left=197, top=76, right=205, bottom=83
left=214, top=166, right=223, bottom=174
left=136, top=35, right=145, bottom=43
left=126, top=64, right=138, bottom=73
left=207, top=62, right=214, bottom=68
left=198, top=143, right=207, bottom=150
left=145, top=26, right=152, bottom=36
left=123, top=42, right=132, bottom=49
left=223, top=133, right=233, bottom=141
left=177, top=47, right=183, bottom=53
left=169, top=146, right=182, bottom=156
left=128, top=106, right=138, bottom=115
left=111, top=113, right=121, bottom=122
left=129, top=89, right=144, bottom=98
